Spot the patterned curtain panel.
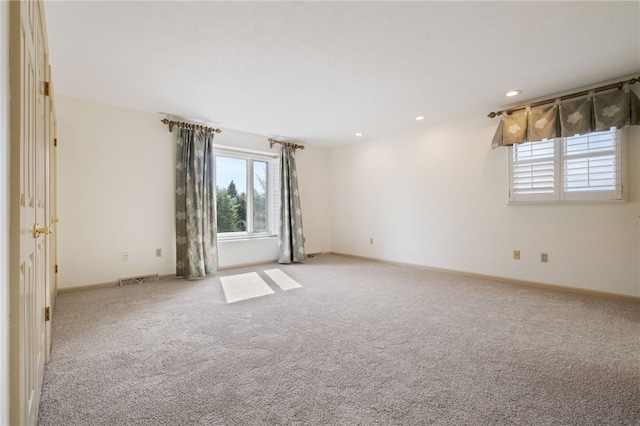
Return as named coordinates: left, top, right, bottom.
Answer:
left=559, top=96, right=593, bottom=137
left=278, top=145, right=305, bottom=264
left=527, top=102, right=558, bottom=142
left=491, top=108, right=529, bottom=147
left=593, top=90, right=637, bottom=131
left=175, top=128, right=218, bottom=279
left=492, top=86, right=640, bottom=148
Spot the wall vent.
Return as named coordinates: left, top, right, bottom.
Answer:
left=119, top=273, right=160, bottom=287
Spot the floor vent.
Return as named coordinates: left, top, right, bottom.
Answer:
left=306, top=252, right=322, bottom=259
left=119, top=273, right=160, bottom=287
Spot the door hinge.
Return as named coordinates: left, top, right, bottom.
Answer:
left=45, top=307, right=50, bottom=322
left=55, top=264, right=58, bottom=273
left=54, top=138, right=57, bottom=147
left=44, top=81, right=50, bottom=97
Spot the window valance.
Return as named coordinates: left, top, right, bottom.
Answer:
left=491, top=84, right=640, bottom=149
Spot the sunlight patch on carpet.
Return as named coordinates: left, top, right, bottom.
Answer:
left=220, top=272, right=274, bottom=303
left=264, top=269, right=302, bottom=291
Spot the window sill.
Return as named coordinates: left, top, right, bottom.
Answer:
left=508, top=199, right=626, bottom=206
left=217, top=233, right=278, bottom=242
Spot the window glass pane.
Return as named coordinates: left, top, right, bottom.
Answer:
left=253, top=161, right=268, bottom=232
left=216, top=156, right=247, bottom=232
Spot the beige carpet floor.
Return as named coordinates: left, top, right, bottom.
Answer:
left=38, top=254, right=639, bottom=425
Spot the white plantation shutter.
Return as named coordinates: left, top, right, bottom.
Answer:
left=510, top=139, right=556, bottom=201
left=509, top=128, right=624, bottom=202
left=563, top=129, right=621, bottom=200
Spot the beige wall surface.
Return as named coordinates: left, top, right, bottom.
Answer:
left=56, top=93, right=640, bottom=297
left=330, top=110, right=640, bottom=297
left=55, top=95, right=332, bottom=289
left=56, top=96, right=176, bottom=288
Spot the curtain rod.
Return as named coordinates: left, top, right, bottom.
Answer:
left=487, top=76, right=640, bottom=118
left=269, top=138, right=305, bottom=150
left=161, top=118, right=222, bottom=134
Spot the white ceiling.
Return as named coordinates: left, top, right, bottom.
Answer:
left=44, top=1, right=640, bottom=148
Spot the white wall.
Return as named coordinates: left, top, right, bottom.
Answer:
left=56, top=97, right=176, bottom=289
left=0, top=0, right=9, bottom=421
left=330, top=112, right=640, bottom=297
left=297, top=144, right=332, bottom=254
left=56, top=96, right=332, bottom=289
left=55, top=93, right=640, bottom=297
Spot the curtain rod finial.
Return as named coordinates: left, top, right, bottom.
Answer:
left=160, top=118, right=174, bottom=132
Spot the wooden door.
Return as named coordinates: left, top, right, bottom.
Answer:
left=35, top=10, right=48, bottom=372
left=45, top=64, right=57, bottom=363
left=9, top=1, right=52, bottom=424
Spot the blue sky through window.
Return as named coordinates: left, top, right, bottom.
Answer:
left=216, top=156, right=246, bottom=193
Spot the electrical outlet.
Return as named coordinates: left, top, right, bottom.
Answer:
left=122, top=252, right=128, bottom=261
left=513, top=250, right=520, bottom=260
left=156, top=248, right=162, bottom=257
left=540, top=253, right=548, bottom=263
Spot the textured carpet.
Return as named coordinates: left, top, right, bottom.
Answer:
left=38, top=255, right=639, bottom=425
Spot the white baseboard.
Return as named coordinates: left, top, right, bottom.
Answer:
left=330, top=252, right=640, bottom=302
left=58, top=273, right=177, bottom=294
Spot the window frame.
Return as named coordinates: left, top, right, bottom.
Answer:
left=213, top=146, right=279, bottom=239
left=508, top=127, right=625, bottom=204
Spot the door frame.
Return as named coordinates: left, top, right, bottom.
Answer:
left=1, top=0, right=11, bottom=423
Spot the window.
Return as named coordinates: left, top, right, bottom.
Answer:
left=509, top=127, right=624, bottom=203
left=214, top=149, right=279, bottom=237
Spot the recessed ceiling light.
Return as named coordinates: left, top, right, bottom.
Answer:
left=506, top=90, right=522, bottom=97
left=355, top=132, right=364, bottom=137
left=415, top=115, right=425, bottom=121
